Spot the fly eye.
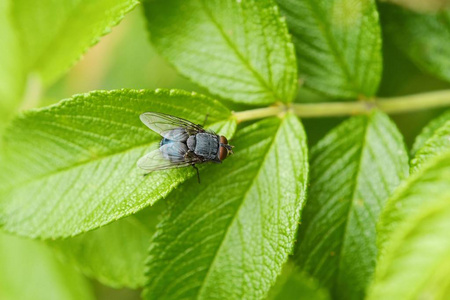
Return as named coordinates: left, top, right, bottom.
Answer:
left=219, top=146, right=228, bottom=161
left=220, top=135, right=228, bottom=145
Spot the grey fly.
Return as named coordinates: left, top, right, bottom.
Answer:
left=137, top=112, right=234, bottom=182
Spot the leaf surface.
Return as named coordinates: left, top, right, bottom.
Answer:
left=411, top=110, right=450, bottom=156
left=276, top=0, right=382, bottom=98
left=369, top=152, right=450, bottom=299
left=378, top=150, right=450, bottom=254
left=381, top=4, right=450, bottom=83
left=0, top=231, right=94, bottom=300
left=0, top=89, right=236, bottom=238
left=143, top=114, right=308, bottom=300
left=295, top=111, right=409, bottom=299
left=51, top=202, right=165, bottom=288
left=266, top=262, right=330, bottom=300
left=143, top=0, right=297, bottom=105
left=411, top=117, right=450, bottom=173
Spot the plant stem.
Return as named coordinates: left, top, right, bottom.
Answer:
left=377, top=90, right=450, bottom=113
left=233, top=106, right=284, bottom=122
left=233, top=89, right=450, bottom=122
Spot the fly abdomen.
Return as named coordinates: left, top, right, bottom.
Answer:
left=160, top=137, right=171, bottom=147
left=164, top=128, right=189, bottom=143
left=159, top=141, right=188, bottom=162
left=194, top=133, right=219, bottom=160
left=160, top=128, right=189, bottom=147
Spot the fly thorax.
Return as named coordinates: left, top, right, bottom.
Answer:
left=186, top=135, right=196, bottom=151
left=194, top=133, right=219, bottom=160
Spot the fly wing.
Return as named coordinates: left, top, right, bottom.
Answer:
left=137, top=142, right=197, bottom=172
left=140, top=112, right=204, bottom=140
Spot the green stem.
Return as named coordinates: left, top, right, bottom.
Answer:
left=377, top=90, right=450, bottom=113
left=233, top=89, right=450, bottom=122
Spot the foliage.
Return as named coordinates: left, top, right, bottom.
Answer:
left=276, top=0, right=382, bottom=98
left=50, top=202, right=166, bottom=288
left=0, top=89, right=235, bottom=238
left=143, top=115, right=307, bottom=299
left=1, top=0, right=450, bottom=300
left=410, top=110, right=450, bottom=172
left=266, top=262, right=330, bottom=300
left=381, top=4, right=450, bottom=83
left=296, top=110, right=409, bottom=299
left=143, top=0, right=298, bottom=105
left=370, top=152, right=450, bottom=299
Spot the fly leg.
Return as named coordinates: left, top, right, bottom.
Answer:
left=192, top=164, right=200, bottom=184
left=201, top=114, right=209, bottom=127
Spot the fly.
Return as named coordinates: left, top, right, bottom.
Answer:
left=137, top=112, right=234, bottom=183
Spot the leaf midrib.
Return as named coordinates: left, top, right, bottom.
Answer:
left=0, top=140, right=155, bottom=194
left=305, top=0, right=354, bottom=84
left=196, top=118, right=285, bottom=299
left=283, top=0, right=360, bottom=93
left=0, top=116, right=229, bottom=194
left=334, top=115, right=370, bottom=293
left=198, top=0, right=280, bottom=101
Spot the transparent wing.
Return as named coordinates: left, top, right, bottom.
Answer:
left=137, top=142, right=196, bottom=172
left=140, top=112, right=204, bottom=140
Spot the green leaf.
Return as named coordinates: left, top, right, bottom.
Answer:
left=143, top=114, right=308, bottom=300
left=266, top=262, right=330, bottom=300
left=411, top=119, right=450, bottom=173
left=378, top=150, right=450, bottom=255
left=0, top=89, right=236, bottom=239
left=369, top=153, right=450, bottom=300
left=411, top=110, right=450, bottom=157
left=51, top=202, right=165, bottom=289
left=0, top=0, right=25, bottom=129
left=295, top=110, right=409, bottom=299
left=276, top=0, right=382, bottom=98
left=381, top=4, right=450, bottom=83
left=143, top=0, right=297, bottom=105
left=0, top=231, right=94, bottom=300
left=11, top=0, right=138, bottom=86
